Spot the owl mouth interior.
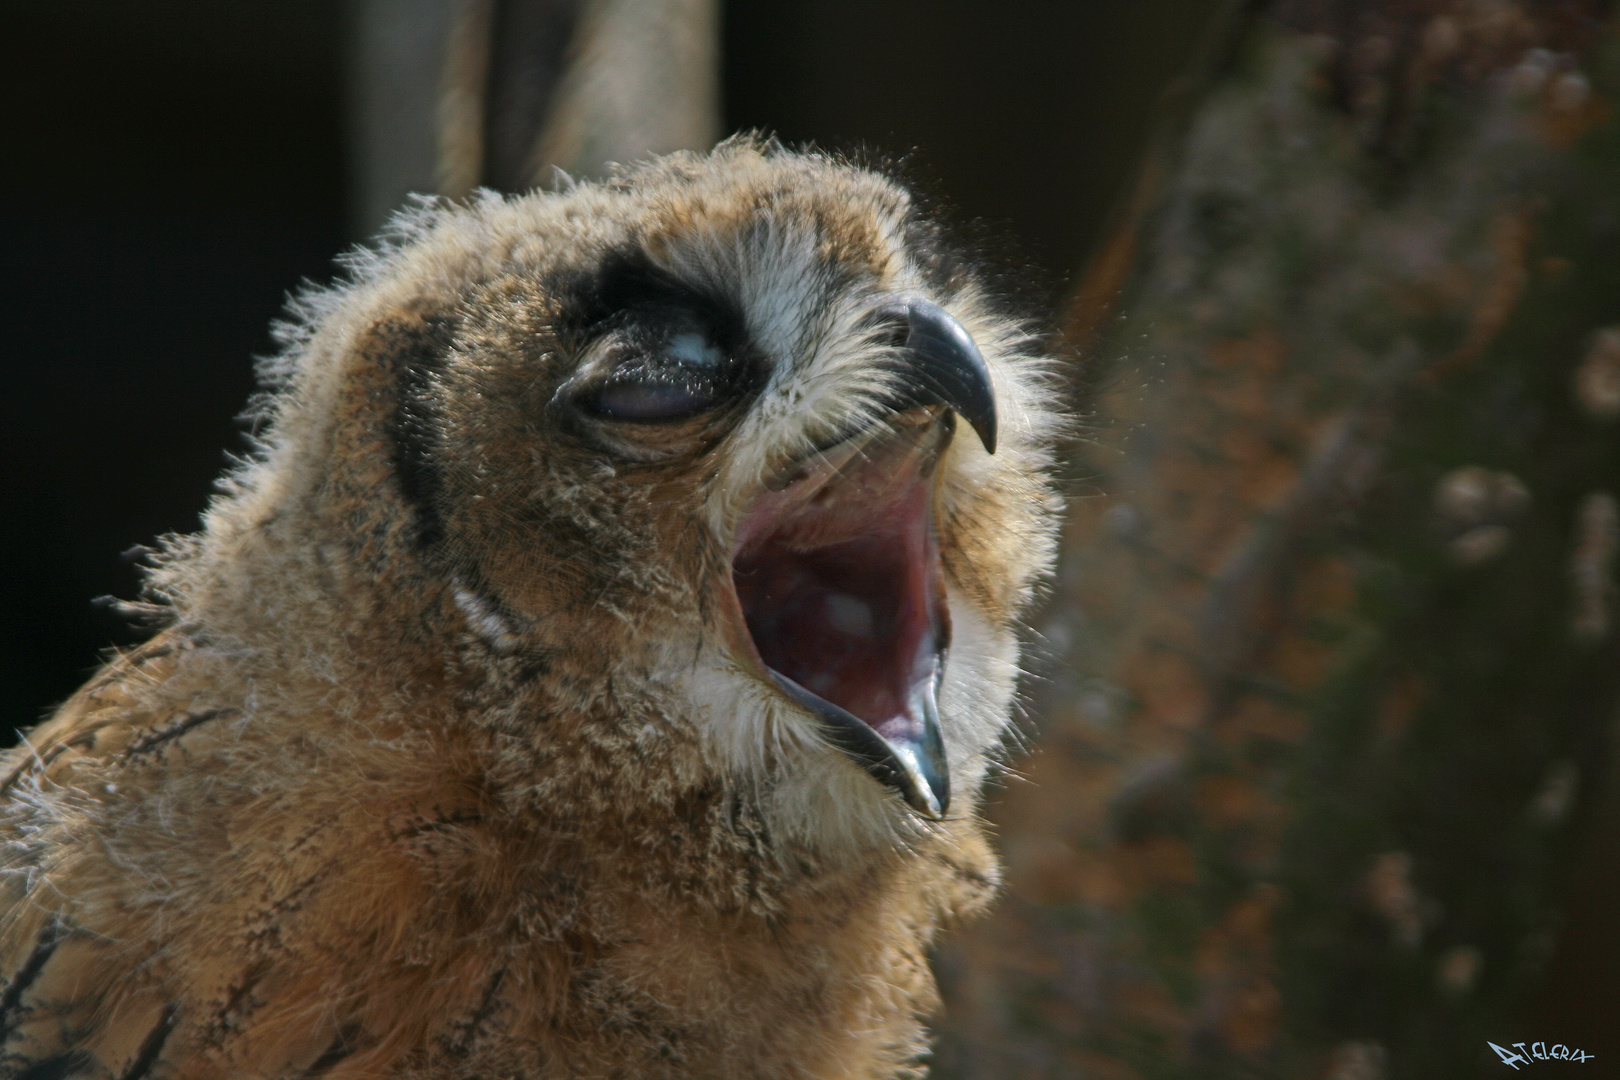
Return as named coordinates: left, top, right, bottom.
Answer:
left=730, top=417, right=951, bottom=818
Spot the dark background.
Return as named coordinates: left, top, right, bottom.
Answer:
left=0, top=0, right=1222, bottom=728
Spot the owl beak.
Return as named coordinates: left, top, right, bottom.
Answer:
left=726, top=300, right=1000, bottom=820
left=768, top=661, right=949, bottom=819
left=877, top=297, right=998, bottom=456
left=731, top=417, right=958, bottom=820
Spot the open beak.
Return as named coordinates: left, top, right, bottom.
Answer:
left=728, top=299, right=996, bottom=819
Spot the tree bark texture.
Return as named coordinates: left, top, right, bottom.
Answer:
left=936, top=2, right=1620, bottom=1077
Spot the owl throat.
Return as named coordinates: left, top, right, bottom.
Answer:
left=730, top=414, right=953, bottom=819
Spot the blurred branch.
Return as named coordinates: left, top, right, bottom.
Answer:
left=349, top=0, right=718, bottom=236
left=526, top=0, right=719, bottom=184
left=350, top=0, right=458, bottom=235
left=1067, top=0, right=1261, bottom=349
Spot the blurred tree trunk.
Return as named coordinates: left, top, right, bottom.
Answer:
left=936, top=2, right=1620, bottom=1077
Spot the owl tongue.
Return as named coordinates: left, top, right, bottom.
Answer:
left=731, top=419, right=951, bottom=818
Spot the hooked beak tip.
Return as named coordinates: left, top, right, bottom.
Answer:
left=879, top=297, right=998, bottom=456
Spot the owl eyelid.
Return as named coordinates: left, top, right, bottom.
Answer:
left=550, top=330, right=743, bottom=443
left=588, top=366, right=723, bottom=422
left=583, top=327, right=733, bottom=420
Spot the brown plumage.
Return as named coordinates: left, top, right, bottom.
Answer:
left=0, top=139, right=1061, bottom=1079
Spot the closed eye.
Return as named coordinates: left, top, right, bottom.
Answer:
left=592, top=367, right=720, bottom=420
left=583, top=328, right=730, bottom=421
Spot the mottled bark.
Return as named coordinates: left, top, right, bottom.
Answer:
left=937, top=2, right=1620, bottom=1077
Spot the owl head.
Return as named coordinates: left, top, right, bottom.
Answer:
left=163, top=137, right=1062, bottom=851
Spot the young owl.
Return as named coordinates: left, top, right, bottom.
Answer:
left=0, top=138, right=1060, bottom=1079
